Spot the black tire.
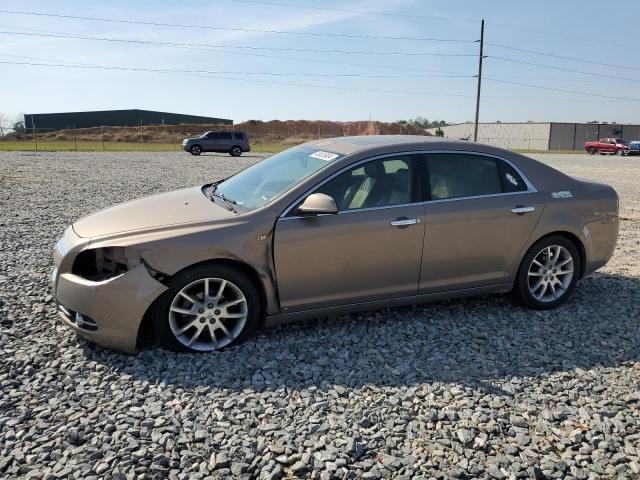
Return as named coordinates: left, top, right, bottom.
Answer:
left=514, top=235, right=581, bottom=310
left=190, top=145, right=202, bottom=156
left=230, top=145, right=243, bottom=157
left=151, top=264, right=260, bottom=352
left=615, top=149, right=623, bottom=156
left=587, top=147, right=596, bottom=155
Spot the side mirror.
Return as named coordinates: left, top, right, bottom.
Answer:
left=297, top=193, right=338, bottom=215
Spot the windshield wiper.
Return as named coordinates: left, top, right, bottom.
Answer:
left=208, top=184, right=238, bottom=213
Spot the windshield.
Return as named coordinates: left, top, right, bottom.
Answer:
left=214, top=145, right=342, bottom=210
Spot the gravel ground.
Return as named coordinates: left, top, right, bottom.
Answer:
left=1, top=151, right=639, bottom=480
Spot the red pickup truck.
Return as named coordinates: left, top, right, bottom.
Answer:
left=584, top=138, right=636, bottom=156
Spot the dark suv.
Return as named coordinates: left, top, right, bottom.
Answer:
left=182, top=131, right=250, bottom=156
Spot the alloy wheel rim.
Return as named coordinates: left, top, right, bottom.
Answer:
left=527, top=245, right=574, bottom=303
left=193, top=146, right=201, bottom=154
left=168, top=277, right=248, bottom=351
left=232, top=147, right=241, bottom=155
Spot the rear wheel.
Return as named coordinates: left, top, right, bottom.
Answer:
left=514, top=236, right=580, bottom=309
left=190, top=145, right=202, bottom=156
left=151, top=264, right=259, bottom=352
left=587, top=147, right=596, bottom=155
left=230, top=146, right=243, bottom=157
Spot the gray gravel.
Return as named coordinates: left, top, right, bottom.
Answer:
left=1, top=151, right=639, bottom=480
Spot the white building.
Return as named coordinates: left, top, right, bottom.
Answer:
left=427, top=122, right=640, bottom=151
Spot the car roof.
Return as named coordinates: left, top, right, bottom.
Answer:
left=306, top=135, right=472, bottom=155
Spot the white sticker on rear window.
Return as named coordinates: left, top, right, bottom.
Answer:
left=505, top=173, right=519, bottom=186
left=310, top=151, right=339, bottom=161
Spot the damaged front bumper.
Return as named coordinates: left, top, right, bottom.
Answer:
left=52, top=228, right=167, bottom=353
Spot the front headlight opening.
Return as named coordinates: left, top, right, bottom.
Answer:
left=72, top=247, right=139, bottom=281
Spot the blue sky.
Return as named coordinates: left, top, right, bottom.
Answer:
left=1, top=0, right=639, bottom=124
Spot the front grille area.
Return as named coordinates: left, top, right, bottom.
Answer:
left=58, top=304, right=98, bottom=331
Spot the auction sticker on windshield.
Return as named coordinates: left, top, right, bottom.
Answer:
left=310, top=151, right=340, bottom=161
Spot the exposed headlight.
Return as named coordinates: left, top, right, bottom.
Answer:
left=56, top=237, right=66, bottom=256
left=72, top=247, right=141, bottom=281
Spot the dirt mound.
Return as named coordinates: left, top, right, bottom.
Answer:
left=32, top=120, right=429, bottom=143
left=235, top=119, right=428, bottom=137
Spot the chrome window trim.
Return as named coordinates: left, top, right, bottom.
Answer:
left=425, top=190, right=536, bottom=205
left=279, top=149, right=538, bottom=219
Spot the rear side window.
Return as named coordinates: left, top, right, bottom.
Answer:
left=221, top=132, right=232, bottom=140
left=498, top=161, right=528, bottom=193
left=427, top=153, right=502, bottom=200
left=234, top=132, right=244, bottom=140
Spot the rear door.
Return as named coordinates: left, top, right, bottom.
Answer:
left=219, top=132, right=233, bottom=152
left=419, top=152, right=544, bottom=292
left=274, top=154, right=426, bottom=312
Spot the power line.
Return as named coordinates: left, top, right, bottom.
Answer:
left=485, top=77, right=640, bottom=103
left=487, top=43, right=640, bottom=72
left=3, top=56, right=634, bottom=104
left=0, top=59, right=480, bottom=98
left=0, top=9, right=475, bottom=42
left=488, top=56, right=640, bottom=83
left=228, top=2, right=629, bottom=50
left=0, top=28, right=478, bottom=57
left=0, top=28, right=474, bottom=76
left=486, top=20, right=628, bottom=48
left=228, top=0, right=477, bottom=23
left=0, top=60, right=476, bottom=78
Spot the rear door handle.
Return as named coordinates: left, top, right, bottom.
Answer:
left=390, top=217, right=420, bottom=227
left=511, top=206, right=535, bottom=215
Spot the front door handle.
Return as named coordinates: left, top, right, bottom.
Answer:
left=511, top=205, right=535, bottom=215
left=390, top=217, right=421, bottom=227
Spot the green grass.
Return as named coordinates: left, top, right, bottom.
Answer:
left=0, top=140, right=180, bottom=152
left=0, top=140, right=292, bottom=153
left=0, top=140, right=586, bottom=155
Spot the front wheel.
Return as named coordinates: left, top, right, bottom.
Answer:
left=615, top=149, right=624, bottom=156
left=230, top=146, right=243, bottom=157
left=587, top=147, right=596, bottom=155
left=514, top=236, right=581, bottom=310
left=151, top=264, right=260, bottom=352
left=190, top=145, right=202, bottom=156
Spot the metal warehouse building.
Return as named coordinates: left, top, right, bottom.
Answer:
left=427, top=122, right=640, bottom=151
left=24, top=109, right=232, bottom=131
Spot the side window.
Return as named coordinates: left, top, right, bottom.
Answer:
left=498, top=161, right=528, bottom=193
left=427, top=153, right=502, bottom=200
left=221, top=132, right=233, bottom=140
left=315, top=156, right=412, bottom=211
left=208, top=132, right=223, bottom=139
left=234, top=132, right=244, bottom=140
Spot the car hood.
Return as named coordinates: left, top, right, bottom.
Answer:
left=73, top=186, right=234, bottom=238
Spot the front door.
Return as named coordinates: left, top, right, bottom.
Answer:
left=202, top=132, right=219, bottom=151
left=274, top=154, right=425, bottom=313
left=419, top=152, right=543, bottom=292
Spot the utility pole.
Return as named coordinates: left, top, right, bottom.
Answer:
left=473, top=19, right=485, bottom=142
